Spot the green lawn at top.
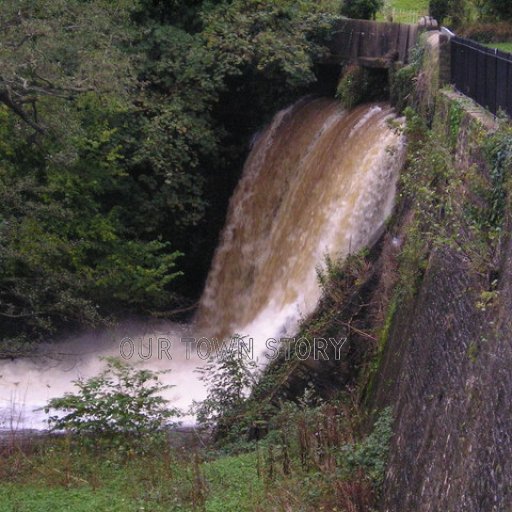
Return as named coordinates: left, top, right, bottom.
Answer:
left=378, top=0, right=429, bottom=23
left=484, top=41, right=512, bottom=53
left=386, top=0, right=429, bottom=11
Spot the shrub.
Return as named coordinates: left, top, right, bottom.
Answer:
left=484, top=120, right=512, bottom=227
left=429, top=0, right=467, bottom=27
left=390, top=64, right=417, bottom=114
left=336, top=65, right=389, bottom=109
left=44, top=357, right=180, bottom=448
left=193, top=340, right=258, bottom=441
left=343, top=407, right=394, bottom=488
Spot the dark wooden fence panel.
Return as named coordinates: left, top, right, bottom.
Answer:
left=451, top=36, right=512, bottom=116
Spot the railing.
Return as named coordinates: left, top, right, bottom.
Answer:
left=451, top=36, right=512, bottom=117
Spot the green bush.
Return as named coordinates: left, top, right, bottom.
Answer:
left=44, top=357, right=180, bottom=449
left=343, top=407, right=394, bottom=488
left=488, top=0, right=512, bottom=20
left=484, top=120, right=512, bottom=227
left=336, top=65, right=388, bottom=109
left=429, top=0, right=467, bottom=26
left=193, top=341, right=258, bottom=442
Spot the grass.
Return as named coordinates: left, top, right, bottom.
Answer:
left=0, top=485, right=135, bottom=512
left=0, top=440, right=187, bottom=511
left=203, top=452, right=265, bottom=512
left=377, top=0, right=429, bottom=24
left=384, top=0, right=429, bottom=11
left=0, top=440, right=258, bottom=512
left=483, top=41, right=512, bottom=53
left=0, top=442, right=314, bottom=512
left=0, top=399, right=393, bottom=511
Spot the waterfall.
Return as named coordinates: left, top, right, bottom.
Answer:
left=0, top=98, right=405, bottom=429
left=196, top=97, right=404, bottom=347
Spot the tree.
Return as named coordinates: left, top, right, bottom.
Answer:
left=429, top=0, right=468, bottom=25
left=0, top=0, right=134, bottom=134
left=0, top=94, right=183, bottom=343
left=125, top=0, right=341, bottom=288
left=429, top=0, right=450, bottom=22
left=488, top=0, right=512, bottom=20
left=341, top=0, right=383, bottom=20
left=0, top=0, right=342, bottom=345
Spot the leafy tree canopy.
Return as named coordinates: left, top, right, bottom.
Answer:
left=0, top=0, right=340, bottom=345
left=0, top=0, right=134, bottom=134
left=488, top=0, right=512, bottom=20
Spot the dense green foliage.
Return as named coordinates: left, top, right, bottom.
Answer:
left=429, top=0, right=451, bottom=21
left=483, top=119, right=512, bottom=227
left=341, top=0, right=384, bottom=19
left=482, top=0, right=512, bottom=20
left=336, top=65, right=388, bottom=109
left=0, top=0, right=340, bottom=345
left=44, top=357, right=180, bottom=447
left=429, top=0, right=512, bottom=27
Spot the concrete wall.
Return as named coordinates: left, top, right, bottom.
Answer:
left=327, top=19, right=420, bottom=66
left=370, top=90, right=512, bottom=511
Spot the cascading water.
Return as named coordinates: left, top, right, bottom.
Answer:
left=0, top=98, right=405, bottom=429
left=196, top=98, right=405, bottom=346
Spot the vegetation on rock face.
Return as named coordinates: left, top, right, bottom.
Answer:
left=336, top=65, right=371, bottom=108
left=336, top=65, right=389, bottom=109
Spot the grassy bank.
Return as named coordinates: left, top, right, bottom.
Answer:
left=483, top=41, right=512, bottom=52
left=0, top=399, right=392, bottom=511
left=0, top=439, right=262, bottom=512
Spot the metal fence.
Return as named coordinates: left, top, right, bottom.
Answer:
left=451, top=36, right=512, bottom=117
